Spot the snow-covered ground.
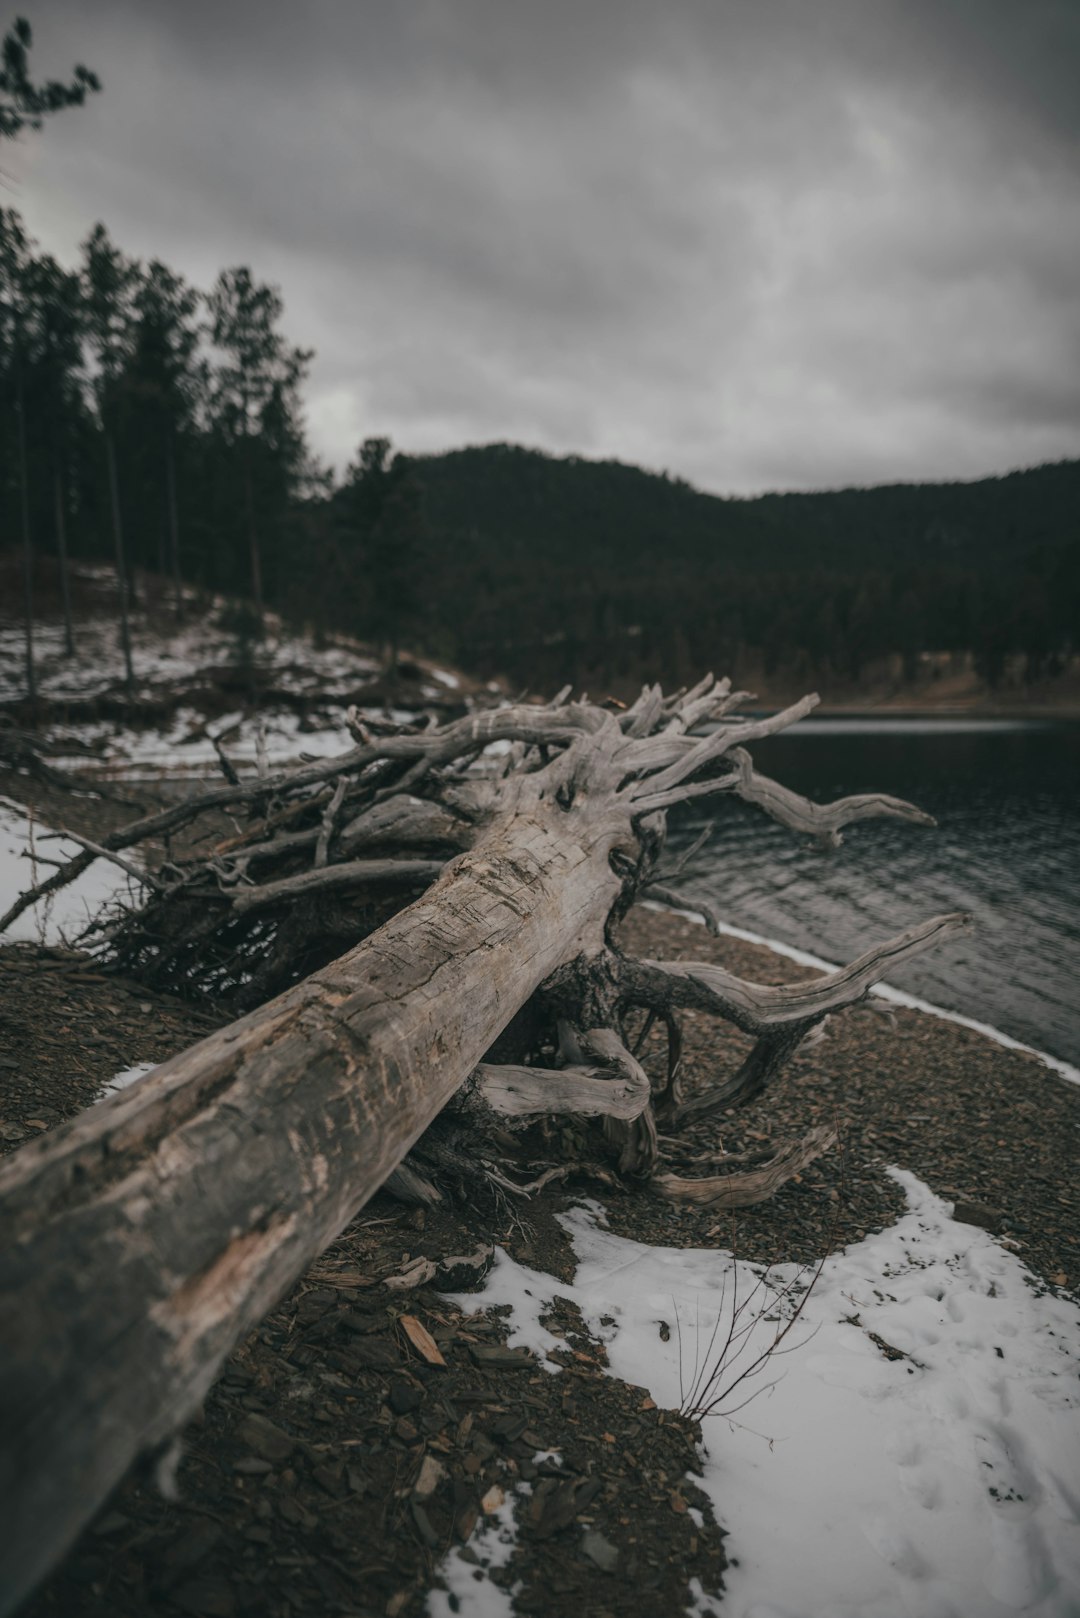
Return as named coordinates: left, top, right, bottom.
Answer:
left=0, top=797, right=142, bottom=945
left=44, top=707, right=358, bottom=781
left=2, top=571, right=491, bottom=781
left=0, top=588, right=381, bottom=707
left=444, top=1176, right=1080, bottom=1618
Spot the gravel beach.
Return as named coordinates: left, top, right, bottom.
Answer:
left=2, top=892, right=1077, bottom=1617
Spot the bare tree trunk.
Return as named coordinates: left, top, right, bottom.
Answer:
left=244, top=448, right=263, bottom=622
left=15, top=353, right=36, bottom=710
left=52, top=454, right=75, bottom=658
left=0, top=680, right=968, bottom=1612
left=105, top=426, right=135, bottom=690
left=0, top=794, right=621, bottom=1613
left=165, top=423, right=184, bottom=619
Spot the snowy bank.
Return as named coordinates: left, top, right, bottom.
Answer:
left=446, top=1174, right=1080, bottom=1617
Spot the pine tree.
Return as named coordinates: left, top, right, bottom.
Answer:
left=0, top=206, right=37, bottom=702
left=0, top=16, right=99, bottom=139
left=337, top=440, right=427, bottom=677
left=127, top=260, right=202, bottom=617
left=206, top=267, right=313, bottom=623
left=22, top=251, right=85, bottom=656
left=82, top=222, right=140, bottom=689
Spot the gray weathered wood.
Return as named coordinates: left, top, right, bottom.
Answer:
left=0, top=675, right=966, bottom=1611
left=0, top=785, right=625, bottom=1613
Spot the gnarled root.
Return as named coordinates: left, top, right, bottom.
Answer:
left=652, top=1125, right=838, bottom=1208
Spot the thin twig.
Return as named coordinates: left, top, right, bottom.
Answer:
left=315, top=778, right=348, bottom=869
left=46, top=828, right=163, bottom=893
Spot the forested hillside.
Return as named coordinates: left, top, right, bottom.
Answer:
left=2, top=200, right=1076, bottom=701
left=394, top=445, right=1080, bottom=692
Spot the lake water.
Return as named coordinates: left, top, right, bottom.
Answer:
left=668, top=718, right=1080, bottom=1068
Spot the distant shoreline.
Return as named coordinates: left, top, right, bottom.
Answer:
left=806, top=702, right=1080, bottom=721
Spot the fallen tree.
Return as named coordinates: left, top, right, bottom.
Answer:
left=0, top=676, right=968, bottom=1611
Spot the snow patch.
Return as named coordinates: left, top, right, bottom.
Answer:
left=0, top=797, right=138, bottom=945
left=446, top=1175, right=1080, bottom=1618
left=96, top=1061, right=158, bottom=1103
left=429, top=1484, right=527, bottom=1618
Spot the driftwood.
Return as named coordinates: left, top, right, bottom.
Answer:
left=0, top=676, right=968, bottom=1611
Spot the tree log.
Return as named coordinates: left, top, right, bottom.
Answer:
left=0, top=788, right=628, bottom=1610
left=0, top=678, right=967, bottom=1610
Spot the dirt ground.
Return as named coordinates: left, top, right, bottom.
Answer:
left=1, top=763, right=1078, bottom=1617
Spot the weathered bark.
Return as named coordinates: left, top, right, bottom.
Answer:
left=0, top=788, right=626, bottom=1612
left=0, top=677, right=968, bottom=1611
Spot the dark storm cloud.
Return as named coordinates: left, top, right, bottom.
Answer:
left=9, top=0, right=1080, bottom=492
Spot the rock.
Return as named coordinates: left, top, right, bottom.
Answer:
left=528, top=1476, right=602, bottom=1539
left=410, top=1499, right=439, bottom=1547
left=235, top=1413, right=294, bottom=1464
left=388, top=1379, right=424, bottom=1415
left=277, top=1495, right=318, bottom=1532
left=313, top=1461, right=348, bottom=1497
left=468, top=1343, right=534, bottom=1371
left=413, top=1455, right=446, bottom=1499
left=581, top=1529, right=619, bottom=1573
left=952, top=1200, right=999, bottom=1230
left=490, top=1412, right=528, bottom=1443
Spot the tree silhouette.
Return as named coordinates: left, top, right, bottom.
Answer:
left=206, top=266, right=313, bottom=622
left=0, top=16, right=99, bottom=139
left=127, top=260, right=202, bottom=616
left=22, top=249, right=84, bottom=654
left=0, top=205, right=36, bottom=700
left=82, top=221, right=141, bottom=688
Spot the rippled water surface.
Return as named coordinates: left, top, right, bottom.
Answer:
left=670, top=719, right=1080, bottom=1066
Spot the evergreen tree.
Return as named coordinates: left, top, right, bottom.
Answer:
left=127, top=260, right=202, bottom=616
left=0, top=206, right=39, bottom=701
left=206, top=266, right=313, bottom=621
left=81, top=221, right=140, bottom=687
left=336, top=440, right=427, bottom=675
left=22, top=250, right=85, bottom=655
left=0, top=15, right=99, bottom=139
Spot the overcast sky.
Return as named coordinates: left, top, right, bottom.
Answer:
left=6, top=0, right=1079, bottom=494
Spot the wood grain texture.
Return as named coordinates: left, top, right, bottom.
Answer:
left=0, top=675, right=964, bottom=1611
left=0, top=793, right=624, bottom=1612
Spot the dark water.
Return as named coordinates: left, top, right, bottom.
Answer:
left=669, top=719, right=1080, bottom=1068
